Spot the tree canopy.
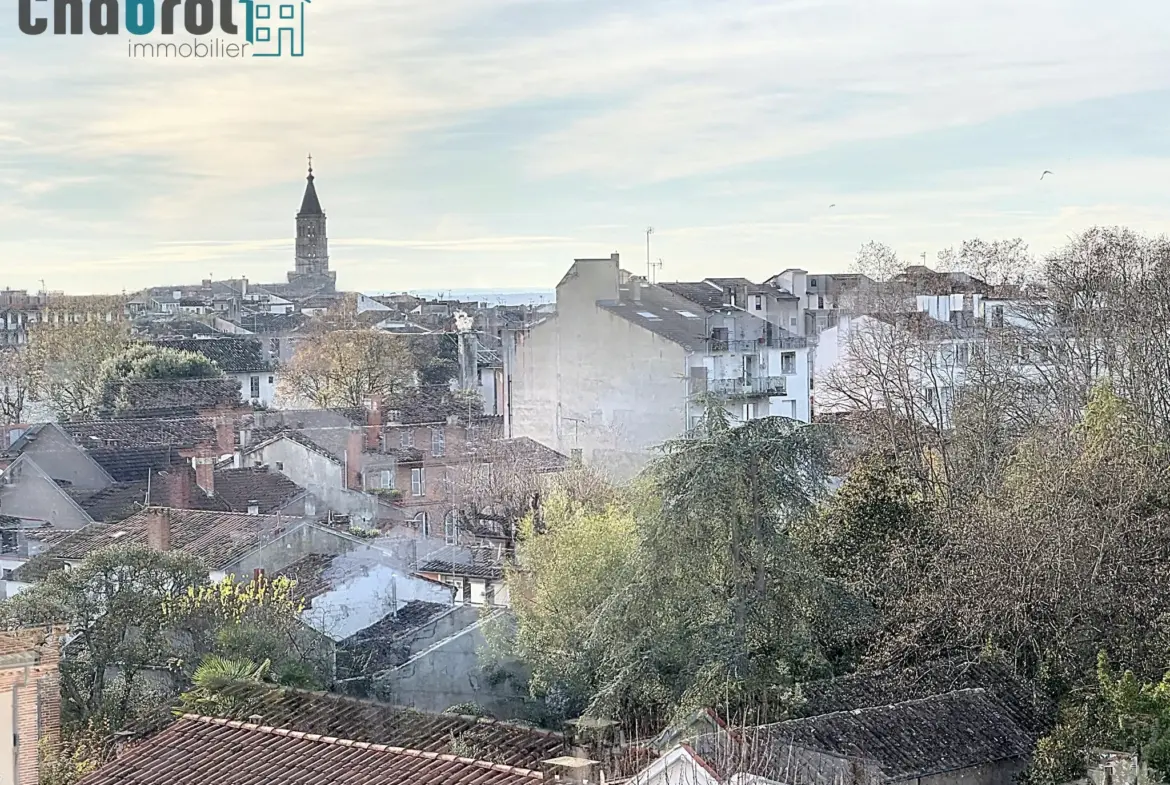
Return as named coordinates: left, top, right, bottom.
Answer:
left=278, top=329, right=416, bottom=408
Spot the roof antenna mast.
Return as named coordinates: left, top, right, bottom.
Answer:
left=645, top=227, right=654, bottom=281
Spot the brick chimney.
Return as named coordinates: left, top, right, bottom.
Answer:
left=215, top=416, right=233, bottom=456
left=345, top=428, right=362, bottom=490
left=163, top=466, right=193, bottom=510
left=365, top=398, right=383, bottom=450
left=146, top=508, right=170, bottom=552
left=194, top=454, right=215, bottom=496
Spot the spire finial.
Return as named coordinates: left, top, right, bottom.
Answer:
left=307, top=154, right=313, bottom=178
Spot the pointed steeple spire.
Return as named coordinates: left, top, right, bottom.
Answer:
left=298, top=154, right=324, bottom=216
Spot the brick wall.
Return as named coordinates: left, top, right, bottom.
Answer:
left=0, top=627, right=64, bottom=785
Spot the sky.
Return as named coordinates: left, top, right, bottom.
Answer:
left=2, top=0, right=1170, bottom=295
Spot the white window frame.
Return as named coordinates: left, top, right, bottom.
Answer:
left=444, top=511, right=459, bottom=545
left=431, top=427, right=445, bottom=457
left=380, top=469, right=393, bottom=489
left=411, top=467, right=425, bottom=496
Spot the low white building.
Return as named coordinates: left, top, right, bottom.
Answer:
left=507, top=255, right=812, bottom=478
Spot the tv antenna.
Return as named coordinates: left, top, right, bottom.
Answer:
left=645, top=227, right=654, bottom=280
left=649, top=258, right=664, bottom=284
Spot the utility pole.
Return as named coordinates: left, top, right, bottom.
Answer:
left=645, top=227, right=654, bottom=280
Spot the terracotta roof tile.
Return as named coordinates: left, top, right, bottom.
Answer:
left=77, top=715, right=546, bottom=785
left=191, top=684, right=565, bottom=769
left=16, top=509, right=303, bottom=578
left=106, top=378, right=243, bottom=418
left=213, top=467, right=306, bottom=513
left=152, top=337, right=270, bottom=373
left=64, top=418, right=216, bottom=450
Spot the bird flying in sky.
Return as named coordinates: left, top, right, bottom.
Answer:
left=1041, top=170, right=1053, bottom=180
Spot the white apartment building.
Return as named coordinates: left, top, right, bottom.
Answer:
left=507, top=255, right=812, bottom=478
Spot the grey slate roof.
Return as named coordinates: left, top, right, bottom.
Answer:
left=794, top=659, right=1049, bottom=737
left=298, top=171, right=324, bottom=216
left=700, top=688, right=1034, bottom=783
left=596, top=284, right=710, bottom=352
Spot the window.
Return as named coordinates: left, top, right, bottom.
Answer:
left=256, top=3, right=270, bottom=17
left=780, top=352, right=796, bottom=375
left=956, top=344, right=970, bottom=365
left=411, top=468, right=425, bottom=496
left=444, top=511, right=459, bottom=545
left=636, top=311, right=661, bottom=320
left=676, top=310, right=700, bottom=318
left=275, top=462, right=283, bottom=471
left=817, top=295, right=825, bottom=309
left=250, top=376, right=260, bottom=399
left=270, top=337, right=280, bottom=355
left=753, top=295, right=763, bottom=311
left=809, top=278, right=817, bottom=287
left=268, top=376, right=274, bottom=384
left=710, top=327, right=729, bottom=350
left=400, top=429, right=414, bottom=448
left=570, top=448, right=583, bottom=463
left=256, top=26, right=270, bottom=40
left=414, top=512, right=429, bottom=537
left=431, top=427, right=445, bottom=457
left=380, top=469, right=393, bottom=489
left=279, top=3, right=294, bottom=17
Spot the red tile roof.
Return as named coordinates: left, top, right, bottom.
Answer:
left=14, top=509, right=304, bottom=580
left=199, top=682, right=566, bottom=768
left=77, top=715, right=546, bottom=785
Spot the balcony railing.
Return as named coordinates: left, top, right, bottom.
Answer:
left=708, top=335, right=807, bottom=353
left=707, top=376, right=788, bottom=399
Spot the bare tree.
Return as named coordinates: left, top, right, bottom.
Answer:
left=0, top=347, right=33, bottom=424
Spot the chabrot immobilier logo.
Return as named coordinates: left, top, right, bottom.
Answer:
left=18, top=0, right=312, bottom=58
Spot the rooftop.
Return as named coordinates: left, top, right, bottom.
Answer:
left=75, top=714, right=545, bottom=785
left=213, top=466, right=306, bottom=513
left=700, top=688, right=1034, bottom=782
left=194, top=682, right=565, bottom=768
left=418, top=559, right=504, bottom=580
left=151, top=337, right=269, bottom=373
left=597, top=283, right=710, bottom=352
left=15, top=508, right=303, bottom=579
left=64, top=418, right=216, bottom=451
left=107, top=377, right=244, bottom=418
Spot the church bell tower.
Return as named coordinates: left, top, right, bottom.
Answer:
left=289, top=155, right=335, bottom=287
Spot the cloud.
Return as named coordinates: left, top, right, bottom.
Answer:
left=1, top=0, right=1169, bottom=292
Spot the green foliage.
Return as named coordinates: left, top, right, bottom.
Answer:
left=38, top=721, right=110, bottom=785
left=799, top=455, right=936, bottom=613
left=1096, top=653, right=1170, bottom=777
left=100, top=343, right=222, bottom=383
left=178, top=656, right=272, bottom=716
left=0, top=546, right=207, bottom=728
left=505, top=403, right=845, bottom=726
left=165, top=574, right=329, bottom=691
left=96, top=343, right=222, bottom=414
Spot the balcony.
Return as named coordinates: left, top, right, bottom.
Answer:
left=708, top=335, right=806, bottom=353
left=707, top=376, right=788, bottom=399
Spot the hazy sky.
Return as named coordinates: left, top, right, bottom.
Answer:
left=2, top=0, right=1169, bottom=294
